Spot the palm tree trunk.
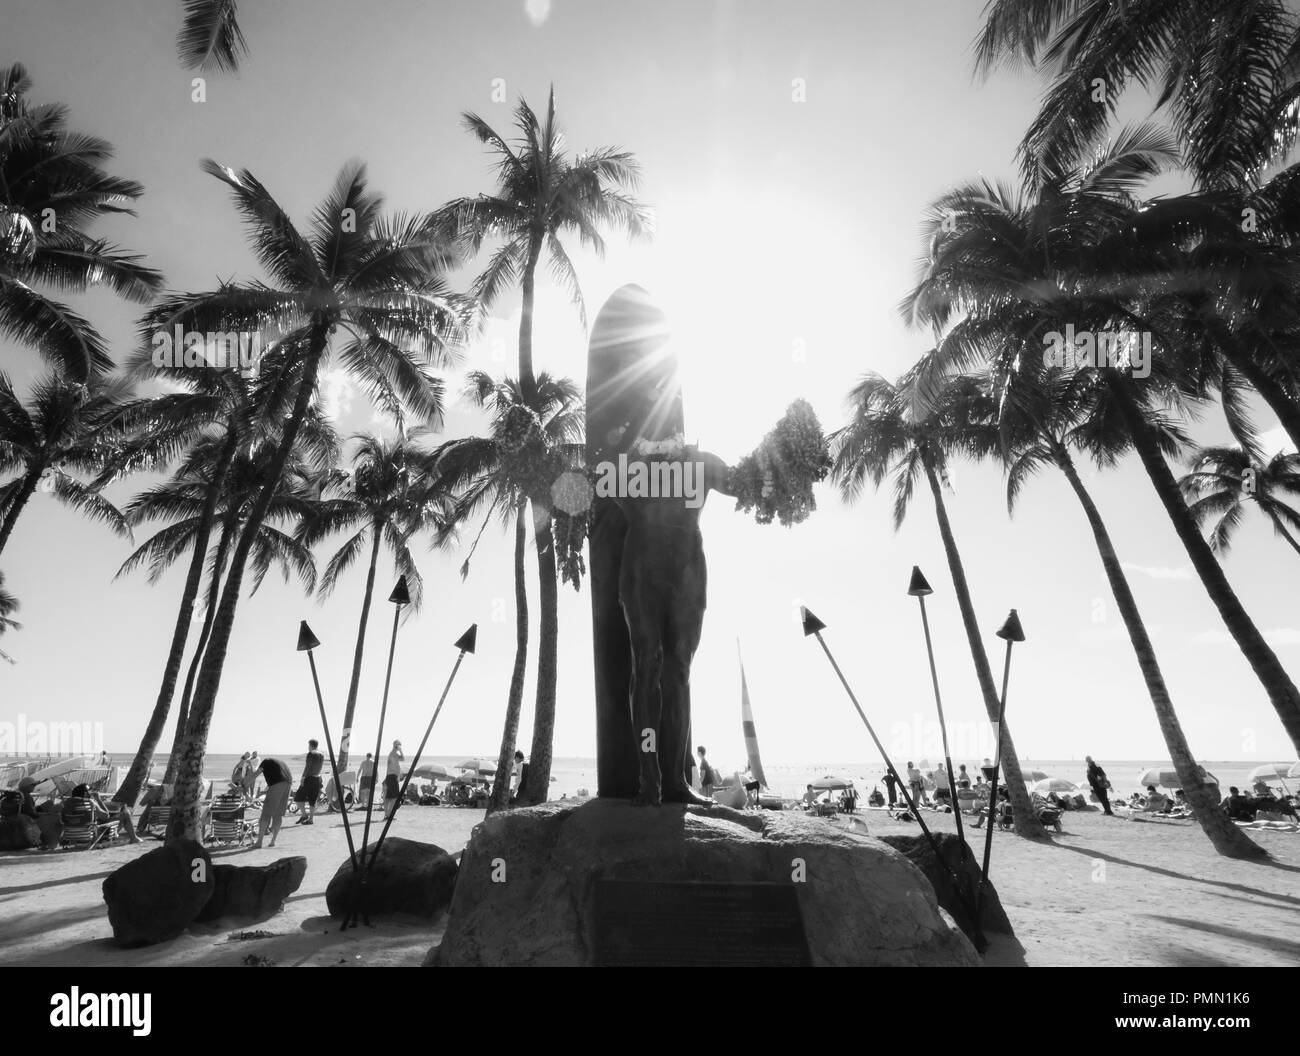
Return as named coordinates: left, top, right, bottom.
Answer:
left=517, top=230, right=543, bottom=397
left=1056, top=448, right=1265, bottom=858
left=490, top=501, right=530, bottom=813
left=117, top=431, right=237, bottom=806
left=337, top=526, right=384, bottom=772
left=167, top=329, right=328, bottom=844
left=524, top=501, right=558, bottom=805
left=0, top=466, right=42, bottom=558
left=922, top=457, right=1047, bottom=839
left=1107, top=376, right=1300, bottom=755
left=163, top=516, right=236, bottom=787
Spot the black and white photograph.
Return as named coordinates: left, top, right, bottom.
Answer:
left=1, top=0, right=1297, bottom=1017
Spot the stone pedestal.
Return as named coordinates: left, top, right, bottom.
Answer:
left=429, top=800, right=977, bottom=967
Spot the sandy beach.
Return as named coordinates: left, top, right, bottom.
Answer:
left=3, top=804, right=1297, bottom=967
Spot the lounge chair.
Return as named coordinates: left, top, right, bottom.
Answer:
left=208, top=793, right=254, bottom=847
left=60, top=797, right=117, bottom=849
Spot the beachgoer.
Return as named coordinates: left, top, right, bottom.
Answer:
left=358, top=753, right=375, bottom=808
left=1085, top=755, right=1113, bottom=816
left=956, top=764, right=971, bottom=790
left=933, top=766, right=951, bottom=806
left=1141, top=785, right=1171, bottom=813
left=684, top=748, right=696, bottom=792
left=697, top=746, right=716, bottom=798
left=1222, top=786, right=1253, bottom=820
left=980, top=757, right=996, bottom=783
left=744, top=773, right=762, bottom=809
left=67, top=783, right=140, bottom=844
left=511, top=750, right=526, bottom=796
left=383, top=740, right=404, bottom=820
left=95, top=750, right=111, bottom=767
left=883, top=770, right=898, bottom=806
left=906, top=762, right=929, bottom=807
left=802, top=784, right=817, bottom=810
left=294, top=739, right=324, bottom=824
left=242, top=751, right=260, bottom=799
left=231, top=752, right=253, bottom=797
left=254, top=756, right=293, bottom=848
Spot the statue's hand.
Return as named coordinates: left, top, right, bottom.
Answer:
left=693, top=449, right=734, bottom=497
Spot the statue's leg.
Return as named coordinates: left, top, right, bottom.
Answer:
left=620, top=540, right=667, bottom=807
left=661, top=542, right=710, bottom=806
left=590, top=499, right=638, bottom=798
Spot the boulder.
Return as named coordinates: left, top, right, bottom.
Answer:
left=0, top=815, right=40, bottom=850
left=102, top=839, right=213, bottom=946
left=430, top=799, right=978, bottom=966
left=195, top=856, right=307, bottom=923
left=879, top=832, right=1015, bottom=942
left=326, top=837, right=457, bottom=920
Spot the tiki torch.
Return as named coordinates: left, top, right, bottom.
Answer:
left=297, top=620, right=358, bottom=875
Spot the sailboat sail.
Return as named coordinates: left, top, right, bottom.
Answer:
left=738, top=642, right=768, bottom=789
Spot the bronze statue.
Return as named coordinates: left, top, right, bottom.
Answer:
left=586, top=285, right=826, bottom=806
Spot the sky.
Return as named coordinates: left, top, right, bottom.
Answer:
left=2, top=0, right=1299, bottom=771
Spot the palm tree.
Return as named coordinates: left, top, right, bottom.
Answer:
left=975, top=6, right=1300, bottom=457
left=995, top=365, right=1265, bottom=858
left=905, top=136, right=1300, bottom=757
left=123, top=433, right=322, bottom=791
left=297, top=430, right=451, bottom=772
left=431, top=371, right=584, bottom=809
left=159, top=159, right=471, bottom=842
left=177, top=1, right=248, bottom=72
left=0, top=64, right=162, bottom=378
left=1179, top=446, right=1300, bottom=559
left=974, top=0, right=1300, bottom=192
left=830, top=368, right=1047, bottom=839
left=438, top=90, right=643, bottom=801
left=0, top=371, right=133, bottom=557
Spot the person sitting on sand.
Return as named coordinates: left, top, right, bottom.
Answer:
left=956, top=764, right=971, bottom=790
left=1139, top=785, right=1172, bottom=813
left=254, top=756, right=293, bottom=849
left=1222, top=786, right=1254, bottom=821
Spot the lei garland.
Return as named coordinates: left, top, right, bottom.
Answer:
left=728, top=399, right=831, bottom=526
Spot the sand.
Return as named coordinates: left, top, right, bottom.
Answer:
left=2, top=802, right=1298, bottom=966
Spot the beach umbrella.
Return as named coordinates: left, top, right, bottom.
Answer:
left=410, top=763, right=451, bottom=780
left=1248, top=763, right=1295, bottom=784
left=811, top=776, right=852, bottom=791
left=1019, top=768, right=1050, bottom=783
left=1137, top=768, right=1181, bottom=789
left=1289, top=762, right=1300, bottom=780
left=1032, top=778, right=1079, bottom=794
left=456, top=758, right=497, bottom=774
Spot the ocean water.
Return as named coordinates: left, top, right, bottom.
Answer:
left=26, top=752, right=1283, bottom=801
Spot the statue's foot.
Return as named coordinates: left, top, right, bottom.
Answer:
left=663, top=784, right=713, bottom=807
left=632, top=784, right=662, bottom=807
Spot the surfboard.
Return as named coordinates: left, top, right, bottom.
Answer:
left=586, top=285, right=684, bottom=798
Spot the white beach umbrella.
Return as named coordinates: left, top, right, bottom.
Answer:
left=410, top=763, right=451, bottom=780
left=1247, top=763, right=1295, bottom=784
left=456, top=758, right=497, bottom=775
left=1032, top=778, right=1079, bottom=794
left=1288, top=762, right=1300, bottom=780
left=1019, top=768, right=1051, bottom=783
left=1136, top=768, right=1181, bottom=789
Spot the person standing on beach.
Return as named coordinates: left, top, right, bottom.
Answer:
left=358, top=753, right=375, bottom=808
left=906, top=762, right=929, bottom=807
left=883, top=769, right=898, bottom=806
left=242, top=751, right=260, bottom=800
left=1085, top=755, right=1113, bottom=816
left=254, top=756, right=292, bottom=849
left=697, top=746, right=716, bottom=798
left=231, top=752, right=253, bottom=800
left=294, top=739, right=324, bottom=825
left=383, top=740, right=404, bottom=820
